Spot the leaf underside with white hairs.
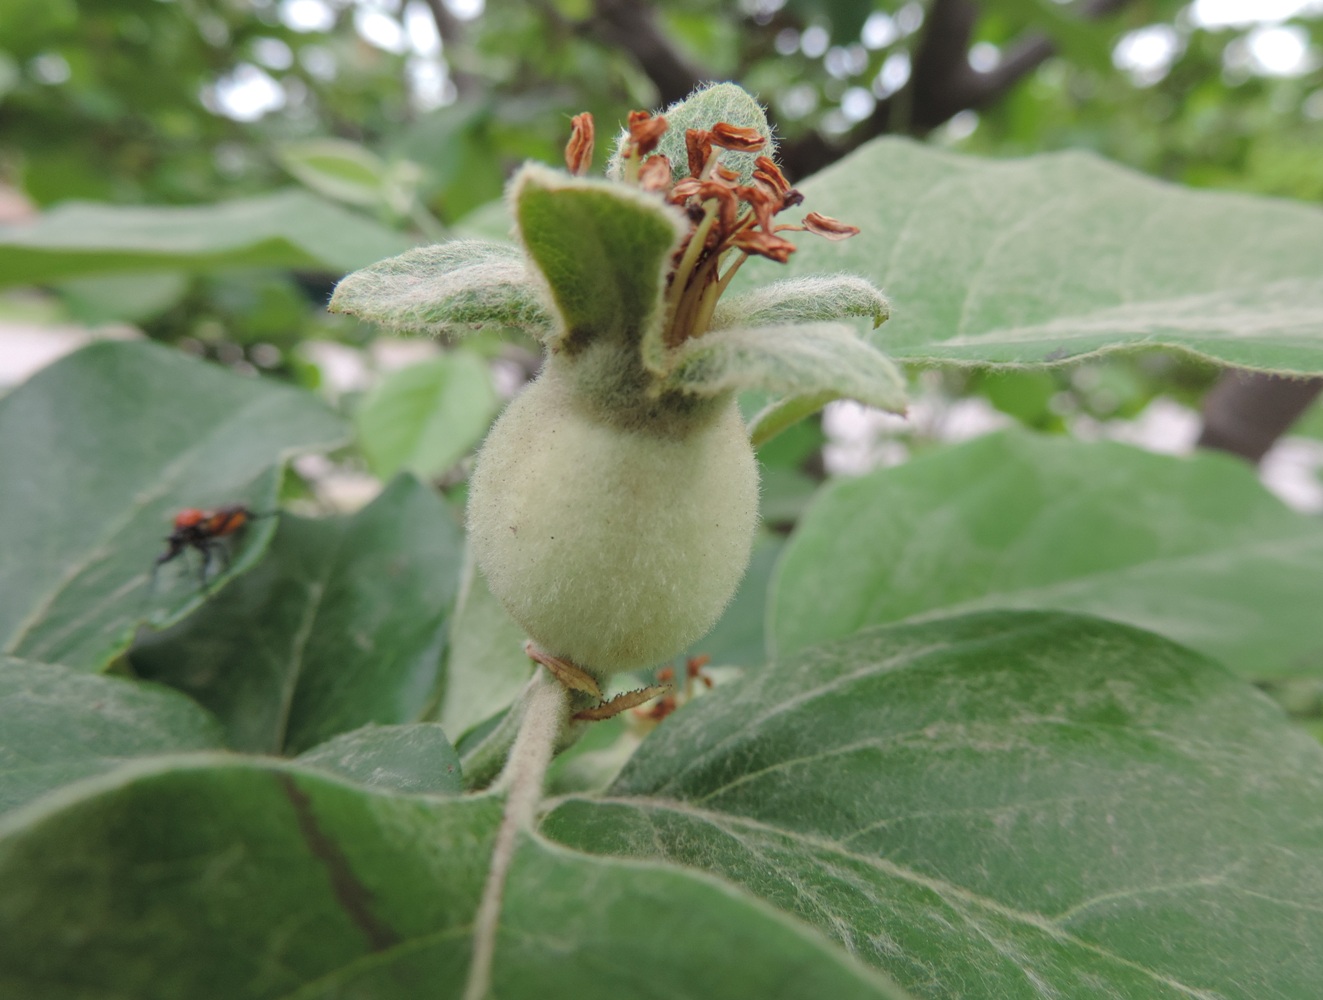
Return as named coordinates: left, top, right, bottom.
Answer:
left=714, top=274, right=890, bottom=331
left=665, top=321, right=907, bottom=416
left=329, top=240, right=555, bottom=339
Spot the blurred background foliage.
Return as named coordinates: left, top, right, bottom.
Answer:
left=2, top=0, right=1321, bottom=722
left=3, top=0, right=1320, bottom=345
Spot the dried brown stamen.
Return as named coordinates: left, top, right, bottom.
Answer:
left=565, top=112, right=595, bottom=176
left=573, top=684, right=673, bottom=722
left=637, top=154, right=673, bottom=192
left=627, top=110, right=668, bottom=157
left=802, top=211, right=857, bottom=240
left=560, top=109, right=861, bottom=345
left=732, top=229, right=797, bottom=263
left=685, top=128, right=714, bottom=177
left=710, top=122, right=767, bottom=152
left=752, top=155, right=791, bottom=196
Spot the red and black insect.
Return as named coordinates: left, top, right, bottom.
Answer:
left=153, top=504, right=254, bottom=587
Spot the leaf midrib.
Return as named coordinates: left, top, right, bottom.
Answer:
left=551, top=795, right=1228, bottom=1000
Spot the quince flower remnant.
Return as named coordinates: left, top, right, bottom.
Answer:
left=330, top=82, right=906, bottom=701
left=565, top=108, right=861, bottom=349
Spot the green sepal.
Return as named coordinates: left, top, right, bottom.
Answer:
left=662, top=321, right=908, bottom=437
left=609, top=82, right=775, bottom=186
left=748, top=392, right=843, bottom=449
left=714, top=274, right=890, bottom=331
left=328, top=240, right=554, bottom=339
left=512, top=163, right=686, bottom=355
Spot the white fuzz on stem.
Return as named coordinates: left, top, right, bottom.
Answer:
left=463, top=671, right=568, bottom=1000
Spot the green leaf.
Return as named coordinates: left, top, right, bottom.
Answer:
left=0, top=758, right=908, bottom=999
left=612, top=81, right=775, bottom=186
left=0, top=657, right=223, bottom=815
left=985, top=0, right=1118, bottom=75
left=329, top=241, right=555, bottom=339
left=295, top=723, right=463, bottom=795
left=440, top=546, right=533, bottom=743
left=130, top=475, right=464, bottom=755
left=713, top=274, right=890, bottom=330
left=277, top=138, right=391, bottom=209
left=512, top=163, right=685, bottom=354
left=686, top=533, right=785, bottom=669
left=780, top=139, right=1323, bottom=373
left=354, top=350, right=500, bottom=480
left=544, top=611, right=1323, bottom=1000
left=0, top=190, right=412, bottom=287
left=747, top=391, right=841, bottom=448
left=0, top=341, right=347, bottom=671
left=0, top=0, right=75, bottom=55
left=494, top=835, right=909, bottom=1000
left=57, top=272, right=190, bottom=324
left=0, top=759, right=494, bottom=999
left=769, top=430, right=1323, bottom=680
left=664, top=322, right=908, bottom=414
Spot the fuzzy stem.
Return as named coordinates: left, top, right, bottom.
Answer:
left=463, top=670, right=568, bottom=1000
left=458, top=675, right=539, bottom=791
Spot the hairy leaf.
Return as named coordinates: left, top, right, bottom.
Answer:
left=610, top=81, right=775, bottom=186
left=0, top=341, right=347, bottom=670
left=770, top=430, right=1323, bottom=679
left=664, top=321, right=907, bottom=414
left=714, top=274, right=890, bottom=330
left=329, top=241, right=554, bottom=339
left=780, top=139, right=1323, bottom=373
left=0, top=657, right=223, bottom=814
left=513, top=163, right=685, bottom=354
left=295, top=723, right=463, bottom=795
left=545, top=611, right=1323, bottom=1000
left=0, top=758, right=909, bottom=999
left=131, top=475, right=462, bottom=755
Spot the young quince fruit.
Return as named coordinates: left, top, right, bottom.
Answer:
left=331, top=82, right=906, bottom=688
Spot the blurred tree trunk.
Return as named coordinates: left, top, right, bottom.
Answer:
left=1197, top=372, right=1323, bottom=463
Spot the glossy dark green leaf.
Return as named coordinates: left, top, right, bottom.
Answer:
left=0, top=758, right=909, bottom=999
left=0, top=190, right=411, bottom=286
left=0, top=656, right=223, bottom=814
left=131, top=475, right=464, bottom=755
left=544, top=611, right=1323, bottom=1000
left=779, top=139, right=1323, bottom=373
left=296, top=723, right=463, bottom=795
left=769, top=430, right=1323, bottom=679
left=0, top=341, right=347, bottom=670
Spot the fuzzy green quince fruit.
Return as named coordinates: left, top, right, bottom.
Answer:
left=331, top=83, right=907, bottom=684
left=468, top=358, right=757, bottom=672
